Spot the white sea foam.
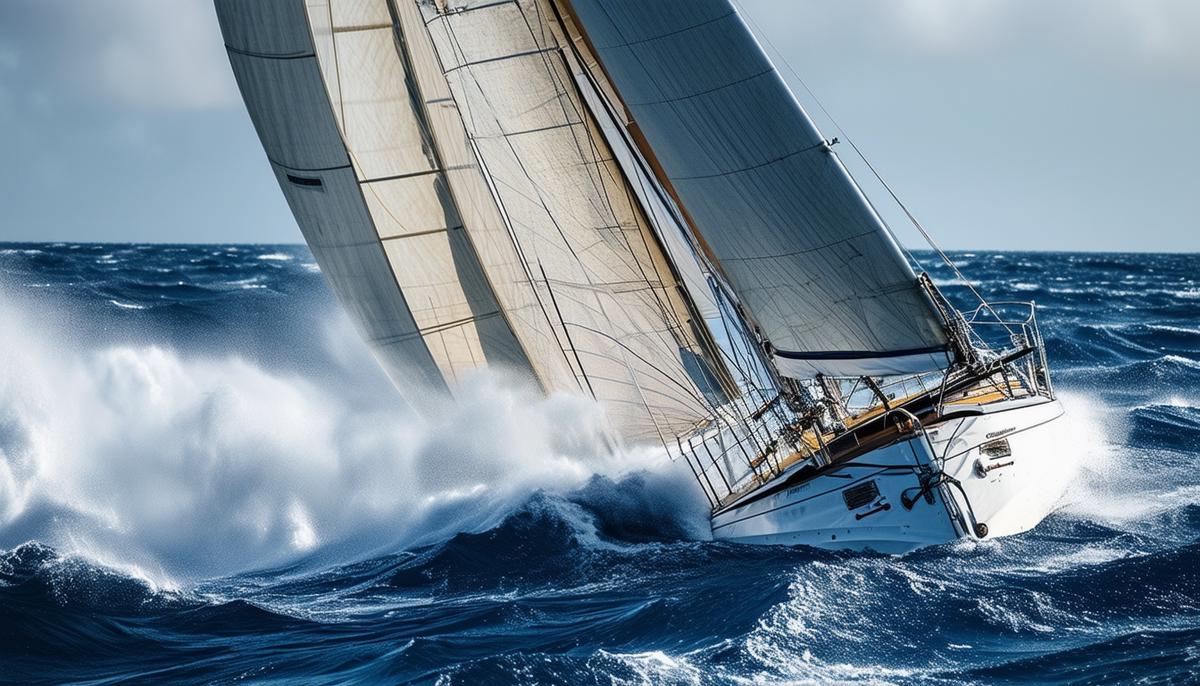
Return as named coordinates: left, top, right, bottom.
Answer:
left=1052, top=390, right=1200, bottom=528
left=1146, top=324, right=1200, bottom=335
left=226, top=277, right=266, bottom=290
left=733, top=562, right=924, bottom=684
left=0, top=299, right=688, bottom=582
left=107, top=299, right=147, bottom=310
left=257, top=252, right=294, bottom=262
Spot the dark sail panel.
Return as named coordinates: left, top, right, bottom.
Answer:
left=566, top=0, right=951, bottom=377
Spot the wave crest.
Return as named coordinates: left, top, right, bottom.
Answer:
left=0, top=301, right=694, bottom=581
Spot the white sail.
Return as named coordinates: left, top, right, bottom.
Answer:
left=569, top=45, right=720, bottom=323
left=217, top=0, right=733, bottom=443
left=382, top=0, right=586, bottom=397
left=563, top=0, right=952, bottom=378
left=215, top=0, right=452, bottom=394
left=418, top=0, right=729, bottom=442
left=303, top=0, right=542, bottom=383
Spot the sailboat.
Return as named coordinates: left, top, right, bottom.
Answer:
left=216, top=0, right=1069, bottom=553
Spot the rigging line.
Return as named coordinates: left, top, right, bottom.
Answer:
left=326, top=2, right=347, bottom=127
left=523, top=7, right=685, bottom=318
left=514, top=31, right=730, bottom=432
left=584, top=0, right=810, bottom=293
left=567, top=36, right=713, bottom=275
left=304, top=8, right=445, bottom=390
left=558, top=76, right=735, bottom=421
left=438, top=14, right=709, bottom=428
left=717, top=287, right=772, bottom=396
left=385, top=0, right=559, bottom=384
left=408, top=3, right=585, bottom=394
left=470, top=137, right=587, bottom=388
left=586, top=3, right=904, bottom=371
left=560, top=17, right=750, bottom=340
left=730, top=0, right=1000, bottom=319
left=714, top=286, right=785, bottom=438
left=539, top=261, right=597, bottom=399
left=550, top=7, right=745, bottom=401
left=550, top=42, right=702, bottom=359
left=445, top=10, right=702, bottom=379
left=562, top=321, right=719, bottom=416
left=726, top=0, right=922, bottom=268
left=712, top=298, right=781, bottom=456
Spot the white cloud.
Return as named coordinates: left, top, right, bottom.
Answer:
left=0, top=0, right=237, bottom=111
left=743, top=0, right=1200, bottom=74
left=82, top=0, right=237, bottom=109
left=885, top=0, right=1200, bottom=70
left=1068, top=0, right=1200, bottom=71
left=887, top=0, right=1011, bottom=53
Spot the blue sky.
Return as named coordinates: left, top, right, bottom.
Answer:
left=0, top=0, right=1196, bottom=251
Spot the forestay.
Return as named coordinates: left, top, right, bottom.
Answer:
left=563, top=0, right=953, bottom=378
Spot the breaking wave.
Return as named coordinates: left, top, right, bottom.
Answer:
left=0, top=294, right=701, bottom=584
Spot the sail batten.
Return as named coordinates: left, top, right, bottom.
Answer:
left=563, top=0, right=952, bottom=378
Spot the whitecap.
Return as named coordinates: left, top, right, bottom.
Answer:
left=0, top=301, right=667, bottom=583
left=107, top=299, right=147, bottom=310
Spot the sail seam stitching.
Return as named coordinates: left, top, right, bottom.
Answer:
left=671, top=139, right=827, bottom=181
left=379, top=225, right=463, bottom=241
left=599, top=10, right=736, bottom=49
left=359, top=168, right=440, bottom=184
left=443, top=46, right=560, bottom=73
left=625, top=67, right=772, bottom=107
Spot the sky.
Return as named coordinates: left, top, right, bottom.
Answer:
left=0, top=0, right=1196, bottom=251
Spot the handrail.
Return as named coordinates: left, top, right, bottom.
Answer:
left=881, top=407, right=940, bottom=470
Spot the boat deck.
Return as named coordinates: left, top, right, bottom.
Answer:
left=715, top=375, right=1032, bottom=511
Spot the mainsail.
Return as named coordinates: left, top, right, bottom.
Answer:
left=216, top=0, right=734, bottom=444
left=562, top=0, right=952, bottom=378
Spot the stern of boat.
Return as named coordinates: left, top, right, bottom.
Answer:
left=929, top=396, right=1071, bottom=540
left=924, top=300, right=1072, bottom=540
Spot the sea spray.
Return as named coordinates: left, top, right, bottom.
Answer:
left=0, top=297, right=695, bottom=582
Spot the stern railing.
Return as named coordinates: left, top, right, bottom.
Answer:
left=964, top=301, right=1054, bottom=399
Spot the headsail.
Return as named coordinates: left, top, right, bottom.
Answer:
left=215, top=0, right=456, bottom=393
left=418, top=0, right=733, bottom=442
left=562, top=0, right=953, bottom=378
left=216, top=0, right=736, bottom=444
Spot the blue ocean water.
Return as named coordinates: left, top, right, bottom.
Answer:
left=0, top=244, right=1197, bottom=685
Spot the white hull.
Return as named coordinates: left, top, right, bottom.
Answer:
left=710, top=396, right=1069, bottom=553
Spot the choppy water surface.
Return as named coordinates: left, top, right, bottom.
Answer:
left=0, top=244, right=1197, bottom=684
